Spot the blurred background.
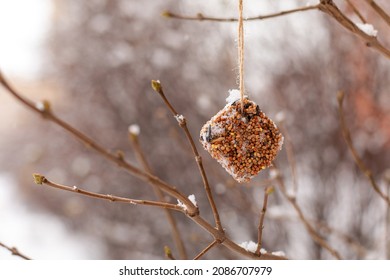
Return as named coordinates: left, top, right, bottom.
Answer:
left=1, top=0, right=390, bottom=259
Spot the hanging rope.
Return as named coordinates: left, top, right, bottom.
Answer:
left=238, top=0, right=245, bottom=114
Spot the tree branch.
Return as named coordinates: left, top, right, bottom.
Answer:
left=337, top=91, right=390, bottom=205
left=364, top=0, right=390, bottom=27
left=151, top=80, right=223, bottom=232
left=162, top=4, right=319, bottom=22
left=0, top=242, right=31, bottom=260
left=32, top=174, right=186, bottom=212
left=193, top=239, right=218, bottom=260
left=345, top=0, right=367, bottom=23
left=164, top=1, right=390, bottom=60
left=319, top=0, right=390, bottom=59
left=33, top=174, right=285, bottom=260
left=255, top=186, right=273, bottom=256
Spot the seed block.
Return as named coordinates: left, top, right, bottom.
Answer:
left=200, top=96, right=283, bottom=183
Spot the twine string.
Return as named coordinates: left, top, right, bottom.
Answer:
left=238, top=0, right=245, bottom=114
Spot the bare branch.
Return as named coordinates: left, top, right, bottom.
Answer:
left=0, top=242, right=31, bottom=260
left=163, top=1, right=390, bottom=60
left=162, top=4, right=319, bottom=22
left=337, top=91, right=390, bottom=205
left=151, top=80, right=223, bottom=232
left=33, top=174, right=186, bottom=212
left=129, top=128, right=188, bottom=259
left=193, top=239, right=218, bottom=260
left=319, top=0, right=390, bottom=59
left=345, top=0, right=367, bottom=23
left=255, top=186, right=274, bottom=256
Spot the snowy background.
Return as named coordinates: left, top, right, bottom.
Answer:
left=1, top=0, right=390, bottom=260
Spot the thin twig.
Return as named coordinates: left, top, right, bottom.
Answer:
left=319, top=0, right=390, bottom=60
left=337, top=91, right=390, bottom=205
left=278, top=118, right=298, bottom=194
left=0, top=242, right=31, bottom=260
left=162, top=4, right=320, bottom=22
left=165, top=1, right=390, bottom=59
left=345, top=0, right=367, bottom=23
left=129, top=129, right=188, bottom=259
left=255, top=186, right=273, bottom=256
left=193, top=239, right=219, bottom=260
left=273, top=167, right=342, bottom=259
left=364, top=0, right=390, bottom=27
left=33, top=174, right=186, bottom=212
left=0, top=72, right=198, bottom=216
left=151, top=80, right=223, bottom=232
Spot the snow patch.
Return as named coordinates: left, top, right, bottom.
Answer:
left=35, top=101, right=45, bottom=111
left=128, top=124, right=140, bottom=135
left=226, top=89, right=247, bottom=104
left=239, top=240, right=258, bottom=253
left=188, top=194, right=197, bottom=207
left=177, top=194, right=197, bottom=209
left=175, top=114, right=185, bottom=123
left=177, top=199, right=186, bottom=210
left=211, top=124, right=225, bottom=137
left=271, top=251, right=286, bottom=257
left=356, top=23, right=378, bottom=37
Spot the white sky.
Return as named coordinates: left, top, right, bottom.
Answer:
left=0, top=0, right=97, bottom=259
left=0, top=0, right=51, bottom=79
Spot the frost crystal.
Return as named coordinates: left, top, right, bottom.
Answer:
left=188, top=194, right=197, bottom=207
left=260, top=248, right=268, bottom=254
left=128, top=124, right=140, bottom=135
left=356, top=23, right=378, bottom=37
